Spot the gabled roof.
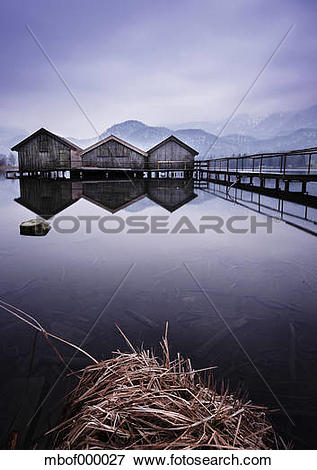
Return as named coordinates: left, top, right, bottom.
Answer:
left=11, top=128, right=82, bottom=152
left=81, top=134, right=147, bottom=156
left=147, top=135, right=199, bottom=156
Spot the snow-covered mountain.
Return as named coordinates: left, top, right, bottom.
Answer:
left=173, top=113, right=266, bottom=136
left=99, top=120, right=171, bottom=149
left=66, top=136, right=96, bottom=149
left=92, top=119, right=317, bottom=158
left=99, top=121, right=229, bottom=156
left=175, top=105, right=317, bottom=139
left=252, top=105, right=317, bottom=138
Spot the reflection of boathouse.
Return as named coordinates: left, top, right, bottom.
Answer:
left=14, top=178, right=197, bottom=219
left=147, top=179, right=197, bottom=212
left=10, top=128, right=199, bottom=178
left=15, top=178, right=81, bottom=219
left=82, top=180, right=146, bottom=213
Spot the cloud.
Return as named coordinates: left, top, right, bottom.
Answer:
left=0, top=0, right=316, bottom=136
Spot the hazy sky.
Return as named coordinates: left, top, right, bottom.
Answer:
left=1, top=0, right=317, bottom=137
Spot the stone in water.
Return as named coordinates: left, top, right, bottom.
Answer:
left=20, top=219, right=51, bottom=237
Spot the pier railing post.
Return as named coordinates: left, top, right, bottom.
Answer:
left=308, top=154, right=312, bottom=175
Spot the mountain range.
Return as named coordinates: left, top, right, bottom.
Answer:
left=172, top=104, right=317, bottom=139
left=2, top=104, right=317, bottom=162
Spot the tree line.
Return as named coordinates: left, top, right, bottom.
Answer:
left=0, top=153, right=17, bottom=168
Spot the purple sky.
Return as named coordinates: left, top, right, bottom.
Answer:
left=1, top=0, right=317, bottom=137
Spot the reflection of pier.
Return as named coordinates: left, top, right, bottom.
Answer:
left=195, top=179, right=317, bottom=235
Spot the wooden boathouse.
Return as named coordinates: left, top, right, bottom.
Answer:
left=11, top=128, right=82, bottom=176
left=81, top=135, right=147, bottom=173
left=9, top=129, right=199, bottom=179
left=147, top=135, right=198, bottom=171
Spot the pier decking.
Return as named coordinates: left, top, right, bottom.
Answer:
left=194, top=147, right=317, bottom=193
left=6, top=166, right=194, bottom=180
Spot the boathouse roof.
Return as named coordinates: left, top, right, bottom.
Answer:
left=11, top=127, right=82, bottom=152
left=147, top=135, right=199, bottom=156
left=81, top=135, right=148, bottom=157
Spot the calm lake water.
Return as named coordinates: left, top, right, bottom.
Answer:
left=0, top=175, right=316, bottom=449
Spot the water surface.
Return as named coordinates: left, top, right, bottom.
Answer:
left=0, top=176, right=316, bottom=449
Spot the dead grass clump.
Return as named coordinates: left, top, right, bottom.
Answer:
left=0, top=302, right=286, bottom=450
left=55, top=341, right=281, bottom=450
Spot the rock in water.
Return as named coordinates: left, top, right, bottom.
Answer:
left=20, top=219, right=51, bottom=236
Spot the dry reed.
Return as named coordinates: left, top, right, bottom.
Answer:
left=0, top=300, right=285, bottom=450
left=54, top=328, right=283, bottom=450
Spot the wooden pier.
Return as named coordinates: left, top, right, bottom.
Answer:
left=6, top=166, right=194, bottom=180
left=193, top=147, right=317, bottom=236
left=194, top=147, right=317, bottom=194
